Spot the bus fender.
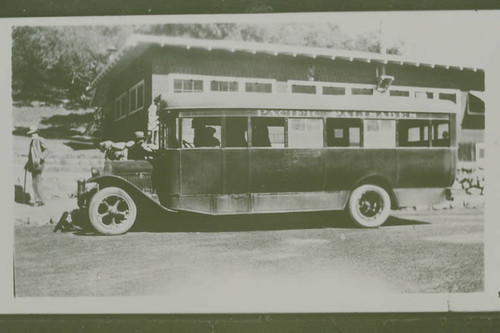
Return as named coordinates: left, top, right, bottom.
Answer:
left=347, top=174, right=400, bottom=209
left=86, top=175, right=177, bottom=213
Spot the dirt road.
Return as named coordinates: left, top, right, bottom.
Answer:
left=14, top=208, right=483, bottom=304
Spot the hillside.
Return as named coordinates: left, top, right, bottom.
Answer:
left=13, top=104, right=104, bottom=201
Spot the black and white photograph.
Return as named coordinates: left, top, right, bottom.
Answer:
left=4, top=11, right=499, bottom=313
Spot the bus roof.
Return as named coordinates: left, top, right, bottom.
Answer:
left=160, top=93, right=458, bottom=114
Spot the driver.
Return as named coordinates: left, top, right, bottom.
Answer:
left=127, top=131, right=154, bottom=160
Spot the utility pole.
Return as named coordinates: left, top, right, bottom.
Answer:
left=379, top=19, right=386, bottom=55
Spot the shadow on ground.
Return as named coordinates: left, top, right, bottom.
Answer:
left=13, top=111, right=93, bottom=140
left=142, top=211, right=430, bottom=233
left=13, top=126, right=83, bottom=139
left=65, top=206, right=430, bottom=236
left=39, top=113, right=92, bottom=127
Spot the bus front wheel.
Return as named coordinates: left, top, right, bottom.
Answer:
left=348, top=184, right=391, bottom=228
left=88, top=187, right=137, bottom=235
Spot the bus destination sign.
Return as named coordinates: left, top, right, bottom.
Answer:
left=257, top=109, right=418, bottom=119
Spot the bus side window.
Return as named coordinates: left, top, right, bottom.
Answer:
left=225, top=117, right=248, bottom=148
left=363, top=120, right=396, bottom=148
left=251, top=117, right=285, bottom=148
left=182, top=117, right=222, bottom=148
left=326, top=118, right=362, bottom=147
left=398, top=120, right=430, bottom=147
left=288, top=118, right=323, bottom=148
left=432, top=121, right=450, bottom=147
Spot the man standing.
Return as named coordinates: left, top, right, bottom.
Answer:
left=24, top=125, right=49, bottom=206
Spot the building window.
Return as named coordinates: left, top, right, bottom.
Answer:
left=182, top=117, right=221, bottom=148
left=326, top=118, right=362, bottom=147
left=363, top=120, right=396, bottom=148
left=129, top=81, right=145, bottom=114
left=322, top=86, right=346, bottom=95
left=389, top=90, right=410, bottom=97
left=251, top=117, right=285, bottom=148
left=174, top=79, right=203, bottom=93
left=439, top=93, right=457, bottom=103
left=114, top=93, right=128, bottom=120
left=210, top=80, right=238, bottom=92
left=398, top=120, right=430, bottom=147
left=137, top=84, right=144, bottom=108
left=291, top=84, right=316, bottom=94
left=129, top=89, right=136, bottom=111
left=288, top=118, right=323, bottom=148
left=245, top=82, right=273, bottom=93
left=351, top=88, right=374, bottom=95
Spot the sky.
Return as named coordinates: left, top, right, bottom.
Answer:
left=260, top=11, right=498, bottom=69
left=341, top=11, right=494, bottom=67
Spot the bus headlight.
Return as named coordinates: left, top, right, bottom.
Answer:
left=91, top=167, right=100, bottom=178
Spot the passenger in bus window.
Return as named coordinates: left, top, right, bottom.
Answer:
left=192, top=119, right=204, bottom=147
left=226, top=118, right=248, bottom=147
left=193, top=126, right=220, bottom=147
left=204, top=127, right=221, bottom=147
left=432, top=122, right=450, bottom=147
left=436, top=130, right=450, bottom=147
left=252, top=123, right=271, bottom=147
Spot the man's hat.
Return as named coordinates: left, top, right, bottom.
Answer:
left=134, top=131, right=146, bottom=141
left=27, top=125, right=38, bottom=135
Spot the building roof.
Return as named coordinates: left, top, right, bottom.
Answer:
left=159, top=93, right=458, bottom=114
left=90, top=34, right=485, bottom=89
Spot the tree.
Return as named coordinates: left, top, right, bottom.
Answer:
left=12, top=25, right=132, bottom=107
left=137, top=22, right=403, bottom=53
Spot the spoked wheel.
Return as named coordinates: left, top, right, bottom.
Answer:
left=348, top=184, right=391, bottom=228
left=88, top=187, right=137, bottom=235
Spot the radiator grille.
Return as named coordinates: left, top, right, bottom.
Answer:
left=122, top=173, right=154, bottom=193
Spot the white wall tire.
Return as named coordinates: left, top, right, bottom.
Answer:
left=88, top=187, right=137, bottom=235
left=348, top=184, right=391, bottom=228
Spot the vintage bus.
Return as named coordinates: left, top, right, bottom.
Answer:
left=77, top=93, right=457, bottom=235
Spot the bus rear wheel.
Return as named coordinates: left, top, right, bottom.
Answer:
left=89, top=187, right=137, bottom=235
left=348, top=184, right=391, bottom=228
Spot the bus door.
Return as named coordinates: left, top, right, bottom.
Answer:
left=179, top=117, right=223, bottom=213
left=155, top=115, right=181, bottom=207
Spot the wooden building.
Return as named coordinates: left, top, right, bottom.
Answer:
left=90, top=34, right=485, bottom=161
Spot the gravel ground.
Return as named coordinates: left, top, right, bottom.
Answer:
left=14, top=207, right=483, bottom=303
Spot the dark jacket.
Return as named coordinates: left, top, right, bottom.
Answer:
left=127, top=142, right=153, bottom=160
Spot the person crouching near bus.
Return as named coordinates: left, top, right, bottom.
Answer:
left=127, top=131, right=154, bottom=160
left=24, top=125, right=49, bottom=206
